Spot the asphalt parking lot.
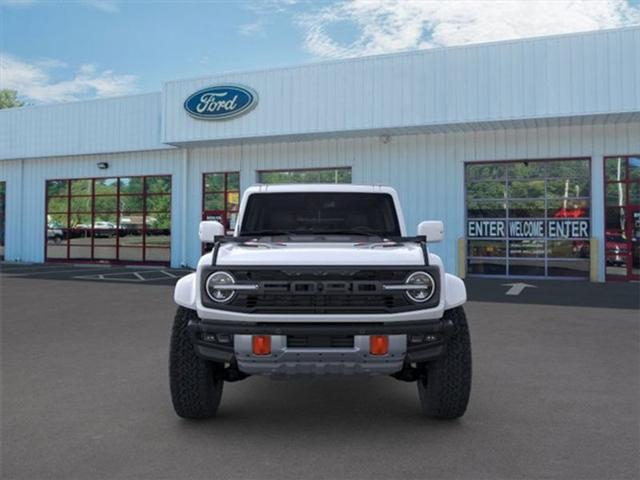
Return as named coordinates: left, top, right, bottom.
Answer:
left=1, top=264, right=639, bottom=479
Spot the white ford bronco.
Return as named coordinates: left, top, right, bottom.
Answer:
left=170, top=184, right=471, bottom=419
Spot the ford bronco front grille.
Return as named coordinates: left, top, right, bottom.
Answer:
left=287, top=335, right=354, bottom=348
left=200, top=266, right=440, bottom=314
left=235, top=292, right=400, bottom=313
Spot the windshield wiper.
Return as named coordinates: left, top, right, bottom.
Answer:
left=241, top=229, right=386, bottom=238
left=313, top=230, right=382, bottom=237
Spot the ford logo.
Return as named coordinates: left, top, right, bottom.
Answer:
left=184, top=85, right=258, bottom=120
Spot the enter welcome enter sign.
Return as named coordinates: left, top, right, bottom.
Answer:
left=467, top=219, right=590, bottom=239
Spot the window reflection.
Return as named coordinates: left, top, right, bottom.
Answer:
left=70, top=197, right=92, bottom=212
left=630, top=157, right=640, bottom=180
left=120, top=177, right=144, bottom=194
left=466, top=182, right=505, bottom=200
left=94, top=196, right=117, bottom=212
left=119, top=247, right=143, bottom=262
left=120, top=195, right=144, bottom=213
left=467, top=240, right=506, bottom=257
left=548, top=199, right=589, bottom=218
left=202, top=171, right=241, bottom=236
left=508, top=180, right=545, bottom=198
left=547, top=260, right=590, bottom=277
left=46, top=175, right=171, bottom=264
left=508, top=259, right=545, bottom=276
left=508, top=240, right=545, bottom=258
left=547, top=160, right=589, bottom=178
left=606, top=183, right=626, bottom=206
left=465, top=158, right=591, bottom=278
left=508, top=200, right=545, bottom=218
left=204, top=193, right=224, bottom=210
left=70, top=179, right=92, bottom=195
left=548, top=240, right=589, bottom=259
left=94, top=178, right=118, bottom=195
left=630, top=184, right=639, bottom=205
left=605, top=157, right=626, bottom=181
left=466, top=164, right=505, bottom=181
left=47, top=197, right=67, bottom=213
left=47, top=180, right=68, bottom=197
left=604, top=156, right=640, bottom=280
left=145, top=248, right=170, bottom=263
left=46, top=233, right=67, bottom=259
left=204, top=173, right=224, bottom=191
left=258, top=167, right=352, bottom=184
left=146, top=195, right=171, bottom=212
left=467, top=259, right=506, bottom=275
left=507, top=162, right=546, bottom=178
left=145, top=176, right=171, bottom=194
left=547, top=179, right=590, bottom=198
left=467, top=200, right=506, bottom=218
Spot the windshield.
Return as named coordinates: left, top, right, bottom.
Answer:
left=240, top=192, right=401, bottom=237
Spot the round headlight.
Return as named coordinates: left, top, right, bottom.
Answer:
left=404, top=271, right=435, bottom=303
left=206, top=271, right=236, bottom=303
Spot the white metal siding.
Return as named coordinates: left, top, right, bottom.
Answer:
left=163, top=28, right=640, bottom=145
left=2, top=120, right=638, bottom=280
left=0, top=93, right=171, bottom=161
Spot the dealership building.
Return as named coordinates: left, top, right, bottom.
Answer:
left=1, top=27, right=638, bottom=281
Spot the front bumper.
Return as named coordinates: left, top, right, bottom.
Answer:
left=187, top=317, right=452, bottom=376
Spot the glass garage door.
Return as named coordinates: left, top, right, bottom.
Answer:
left=604, top=156, right=640, bottom=281
left=46, top=176, right=171, bottom=265
left=465, top=159, right=591, bottom=278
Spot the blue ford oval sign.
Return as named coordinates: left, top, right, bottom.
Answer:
left=184, top=85, right=258, bottom=120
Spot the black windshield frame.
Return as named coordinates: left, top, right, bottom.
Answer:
left=239, top=192, right=401, bottom=237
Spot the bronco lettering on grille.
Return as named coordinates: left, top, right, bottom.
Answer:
left=261, top=281, right=381, bottom=295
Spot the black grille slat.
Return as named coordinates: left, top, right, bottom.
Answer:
left=235, top=293, right=404, bottom=313
left=287, top=335, right=355, bottom=348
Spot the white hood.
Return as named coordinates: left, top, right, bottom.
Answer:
left=210, top=241, right=427, bottom=266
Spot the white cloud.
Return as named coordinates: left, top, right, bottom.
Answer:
left=0, top=52, right=138, bottom=103
left=239, top=19, right=266, bottom=36
left=298, top=0, right=640, bottom=58
left=245, top=0, right=300, bottom=15
left=34, top=58, right=68, bottom=69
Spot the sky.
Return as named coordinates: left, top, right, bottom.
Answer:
left=1, top=0, right=639, bottom=105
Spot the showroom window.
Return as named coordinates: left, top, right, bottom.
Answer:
left=0, top=181, right=5, bottom=260
left=604, top=156, right=639, bottom=281
left=465, top=159, right=591, bottom=277
left=46, top=175, right=171, bottom=264
left=257, top=167, right=352, bottom=184
left=202, top=172, right=240, bottom=232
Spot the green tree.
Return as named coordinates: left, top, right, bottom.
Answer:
left=0, top=90, right=24, bottom=109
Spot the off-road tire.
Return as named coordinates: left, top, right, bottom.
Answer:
left=417, top=306, right=471, bottom=419
left=169, top=307, right=224, bottom=419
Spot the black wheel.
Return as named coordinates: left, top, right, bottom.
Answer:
left=417, top=306, right=471, bottom=419
left=169, top=307, right=224, bottom=419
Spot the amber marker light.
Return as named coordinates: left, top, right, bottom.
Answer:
left=369, top=335, right=389, bottom=356
left=252, top=335, right=272, bottom=356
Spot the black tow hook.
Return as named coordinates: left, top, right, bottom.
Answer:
left=223, top=362, right=250, bottom=382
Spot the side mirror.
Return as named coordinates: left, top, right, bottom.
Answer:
left=199, top=221, right=225, bottom=243
left=417, top=221, right=444, bottom=242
